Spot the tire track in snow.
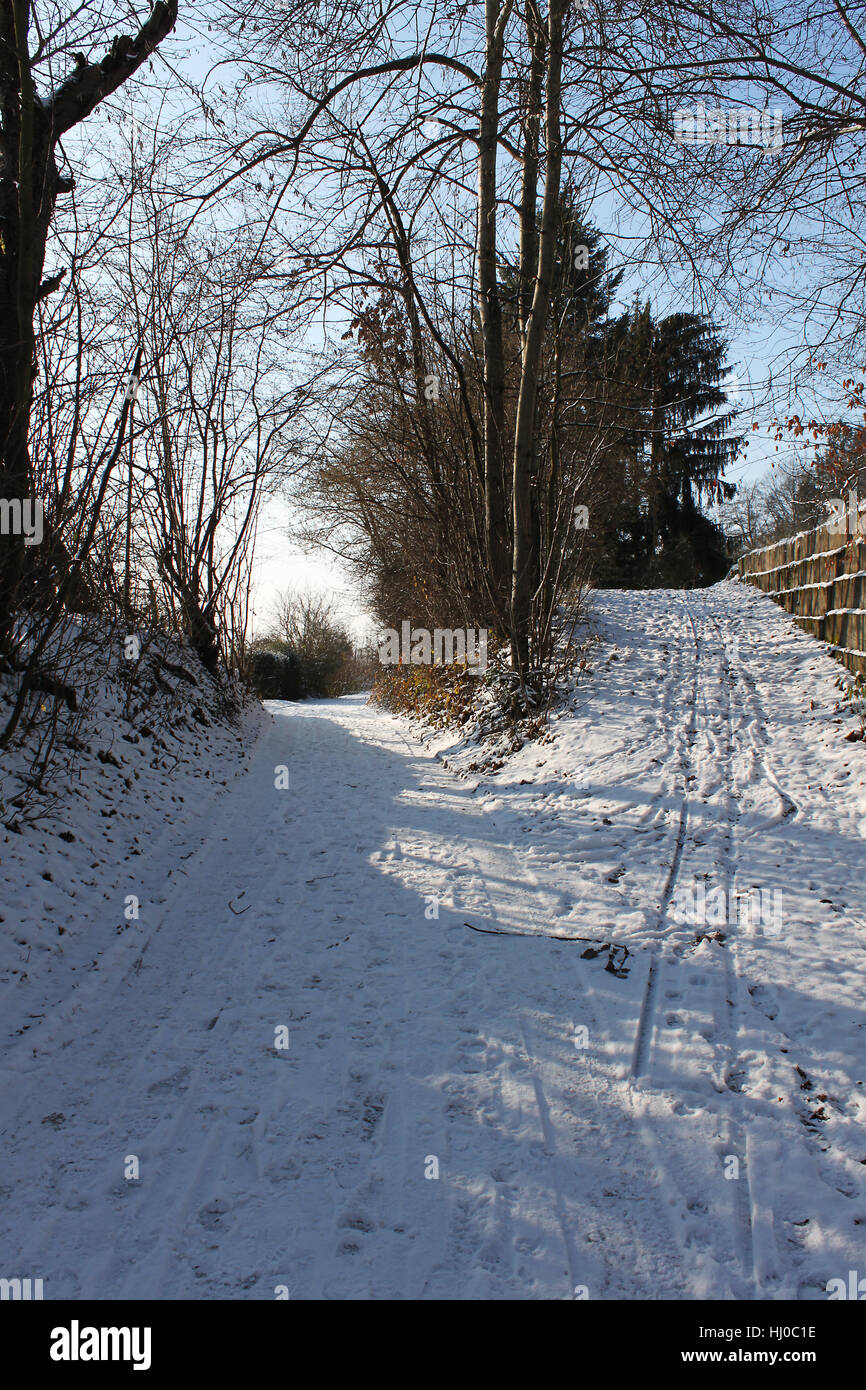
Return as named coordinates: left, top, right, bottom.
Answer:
left=704, top=598, right=852, bottom=1290
left=466, top=593, right=748, bottom=1294
left=692, top=597, right=761, bottom=1289
left=626, top=593, right=760, bottom=1291
left=631, top=593, right=698, bottom=1079
left=458, top=704, right=710, bottom=1297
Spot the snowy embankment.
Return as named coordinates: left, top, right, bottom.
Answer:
left=1, top=580, right=865, bottom=1300
left=0, top=633, right=267, bottom=1049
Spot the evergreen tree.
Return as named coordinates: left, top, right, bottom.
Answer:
left=594, top=304, right=739, bottom=588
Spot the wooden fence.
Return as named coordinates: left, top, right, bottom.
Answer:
left=737, top=506, right=866, bottom=678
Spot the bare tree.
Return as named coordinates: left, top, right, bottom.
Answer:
left=0, top=0, right=179, bottom=644
left=124, top=188, right=306, bottom=670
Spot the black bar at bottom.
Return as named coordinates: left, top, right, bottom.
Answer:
left=3, top=1297, right=860, bottom=1376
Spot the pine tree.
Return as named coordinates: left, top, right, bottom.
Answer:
left=594, top=304, right=739, bottom=587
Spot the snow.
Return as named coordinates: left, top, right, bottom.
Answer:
left=1, top=580, right=865, bottom=1299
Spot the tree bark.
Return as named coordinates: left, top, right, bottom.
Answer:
left=511, top=0, right=567, bottom=681
left=477, top=0, right=514, bottom=629
left=0, top=0, right=178, bottom=646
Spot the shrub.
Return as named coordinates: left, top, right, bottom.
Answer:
left=248, top=646, right=304, bottom=701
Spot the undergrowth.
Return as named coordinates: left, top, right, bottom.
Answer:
left=371, top=626, right=598, bottom=769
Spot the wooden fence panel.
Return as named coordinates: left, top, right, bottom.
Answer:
left=737, top=518, right=866, bottom=678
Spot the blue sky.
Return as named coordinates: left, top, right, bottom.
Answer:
left=119, top=7, right=857, bottom=636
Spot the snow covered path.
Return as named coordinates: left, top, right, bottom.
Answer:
left=1, top=582, right=865, bottom=1300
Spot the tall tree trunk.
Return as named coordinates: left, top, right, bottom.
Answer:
left=0, top=0, right=53, bottom=641
left=518, top=1, right=544, bottom=343
left=0, top=0, right=179, bottom=648
left=511, top=0, right=567, bottom=681
left=477, top=0, right=513, bottom=629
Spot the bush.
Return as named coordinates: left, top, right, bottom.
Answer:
left=271, top=591, right=352, bottom=696
left=253, top=590, right=376, bottom=698
left=370, top=623, right=592, bottom=763
left=248, top=646, right=304, bottom=701
left=372, top=659, right=480, bottom=724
